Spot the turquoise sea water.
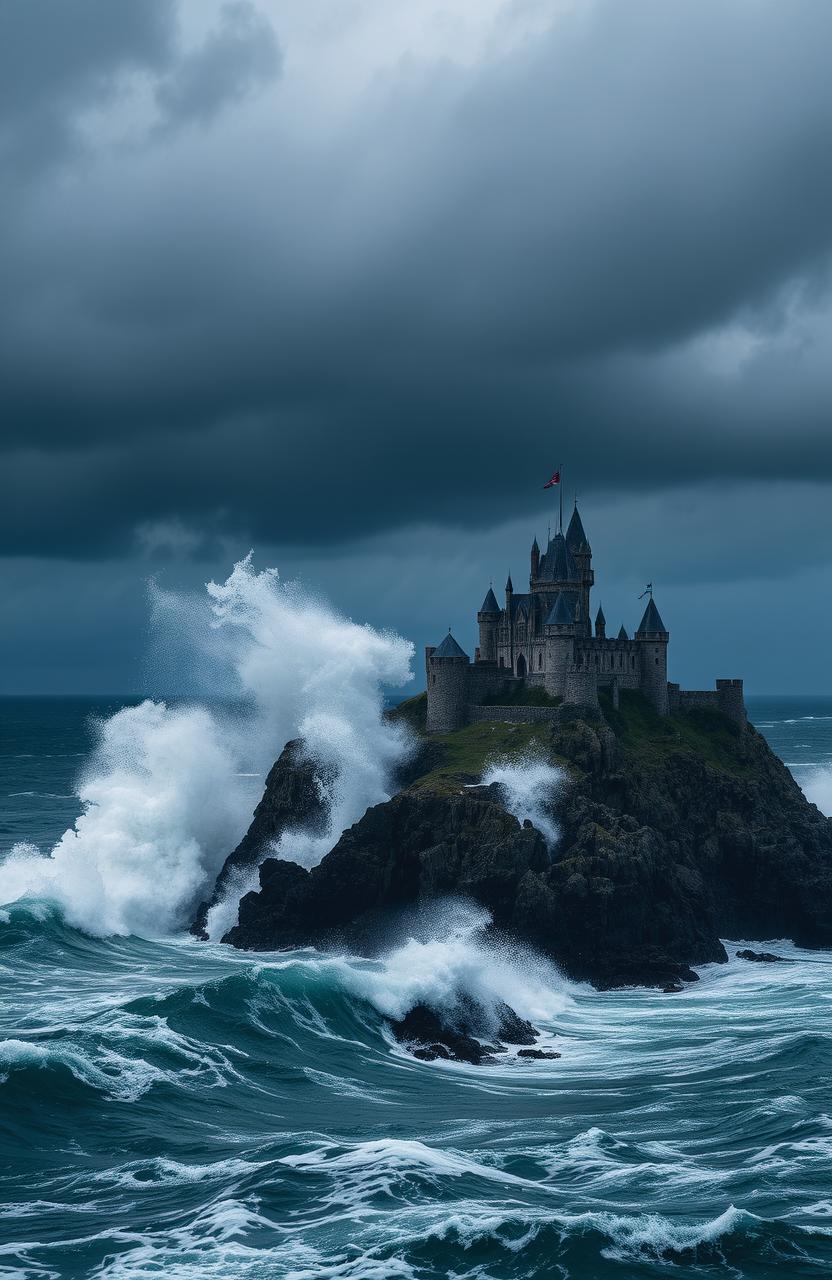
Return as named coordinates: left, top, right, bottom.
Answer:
left=2, top=695, right=832, bottom=1279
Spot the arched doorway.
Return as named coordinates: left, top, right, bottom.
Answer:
left=516, top=653, right=527, bottom=678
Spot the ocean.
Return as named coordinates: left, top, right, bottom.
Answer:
left=2, top=693, right=832, bottom=1279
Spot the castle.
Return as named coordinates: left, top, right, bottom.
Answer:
left=425, top=502, right=746, bottom=733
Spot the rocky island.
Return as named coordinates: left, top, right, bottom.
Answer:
left=193, top=502, right=832, bottom=1058
left=195, top=689, right=832, bottom=990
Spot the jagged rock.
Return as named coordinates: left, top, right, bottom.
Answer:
left=736, top=948, right=792, bottom=963
left=191, top=740, right=329, bottom=938
left=518, top=1048, right=561, bottom=1060
left=392, top=1004, right=493, bottom=1064
left=389, top=997, right=540, bottom=1064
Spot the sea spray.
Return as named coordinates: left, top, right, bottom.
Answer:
left=334, top=899, right=574, bottom=1030
left=800, top=765, right=832, bottom=816
left=0, top=557, right=414, bottom=936
left=480, top=753, right=565, bottom=850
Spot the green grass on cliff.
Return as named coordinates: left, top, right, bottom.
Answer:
left=600, top=689, right=751, bottom=776
left=411, top=721, right=547, bottom=795
left=388, top=695, right=547, bottom=794
left=389, top=689, right=753, bottom=791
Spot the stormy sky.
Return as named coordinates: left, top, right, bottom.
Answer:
left=3, top=0, right=832, bottom=694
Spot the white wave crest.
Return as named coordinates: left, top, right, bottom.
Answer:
left=335, top=901, right=573, bottom=1030
left=480, top=753, right=565, bottom=850
left=0, top=556, right=414, bottom=938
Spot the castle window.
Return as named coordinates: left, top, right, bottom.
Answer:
left=631, top=656, right=635, bottom=669
left=655, top=657, right=659, bottom=666
left=538, top=652, right=542, bottom=669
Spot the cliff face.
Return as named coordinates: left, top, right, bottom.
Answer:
left=204, top=694, right=832, bottom=987
left=191, top=739, right=329, bottom=939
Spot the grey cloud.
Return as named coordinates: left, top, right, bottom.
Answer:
left=2, top=0, right=832, bottom=559
left=0, top=0, right=280, bottom=173
left=154, top=2, right=281, bottom=132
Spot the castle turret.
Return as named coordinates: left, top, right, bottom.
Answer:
left=543, top=592, right=575, bottom=699
left=566, top=504, right=594, bottom=636
left=617, top=624, right=628, bottom=640
left=635, top=596, right=669, bottom=715
left=426, top=631, right=470, bottom=733
left=505, top=573, right=513, bottom=609
left=477, top=587, right=500, bottom=663
left=530, top=537, right=540, bottom=582
left=595, top=604, right=606, bottom=639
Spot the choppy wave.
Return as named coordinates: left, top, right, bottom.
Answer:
left=1, top=898, right=832, bottom=1277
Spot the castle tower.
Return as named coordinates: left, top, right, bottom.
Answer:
left=530, top=537, right=540, bottom=582
left=477, top=587, right=500, bottom=663
left=635, top=596, right=669, bottom=715
left=544, top=592, right=575, bottom=699
left=426, top=631, right=470, bottom=733
left=595, top=604, right=606, bottom=639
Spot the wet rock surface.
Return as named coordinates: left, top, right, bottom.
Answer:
left=390, top=999, right=542, bottom=1064
left=736, top=948, right=793, bottom=963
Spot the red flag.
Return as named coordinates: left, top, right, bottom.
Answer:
left=542, top=471, right=560, bottom=489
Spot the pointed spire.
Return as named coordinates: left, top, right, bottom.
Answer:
left=617, top=624, right=628, bottom=641
left=505, top=573, right=513, bottom=593
left=545, top=592, right=574, bottom=627
left=595, top=604, right=606, bottom=625
left=636, top=597, right=668, bottom=637
left=433, top=631, right=469, bottom=659
left=532, top=536, right=539, bottom=552
left=566, top=504, right=590, bottom=555
left=479, top=587, right=500, bottom=615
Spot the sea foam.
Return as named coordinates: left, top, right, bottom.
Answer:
left=0, top=557, right=414, bottom=938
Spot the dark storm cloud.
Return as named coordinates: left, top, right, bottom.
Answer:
left=2, top=0, right=832, bottom=557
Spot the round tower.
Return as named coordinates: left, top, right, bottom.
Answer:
left=477, top=587, right=500, bottom=663
left=635, top=595, right=669, bottom=715
left=426, top=632, right=470, bottom=733
left=544, top=592, right=575, bottom=699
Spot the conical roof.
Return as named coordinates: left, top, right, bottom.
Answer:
left=617, top=624, right=628, bottom=640
left=636, top=598, right=667, bottom=636
left=595, top=604, right=606, bottom=625
left=548, top=532, right=579, bottom=582
left=505, top=573, right=514, bottom=592
left=566, top=505, right=590, bottom=554
left=433, top=631, right=469, bottom=659
left=479, top=587, right=500, bottom=614
left=545, top=592, right=574, bottom=626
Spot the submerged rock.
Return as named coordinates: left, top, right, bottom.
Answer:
left=736, top=949, right=792, bottom=963
left=517, top=1048, right=561, bottom=1060
left=390, top=998, right=541, bottom=1064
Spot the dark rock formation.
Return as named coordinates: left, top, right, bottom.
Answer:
left=390, top=998, right=541, bottom=1064
left=518, top=1048, right=561, bottom=1060
left=736, top=949, right=792, bottom=963
left=191, top=740, right=329, bottom=939
left=203, top=693, right=832, bottom=988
